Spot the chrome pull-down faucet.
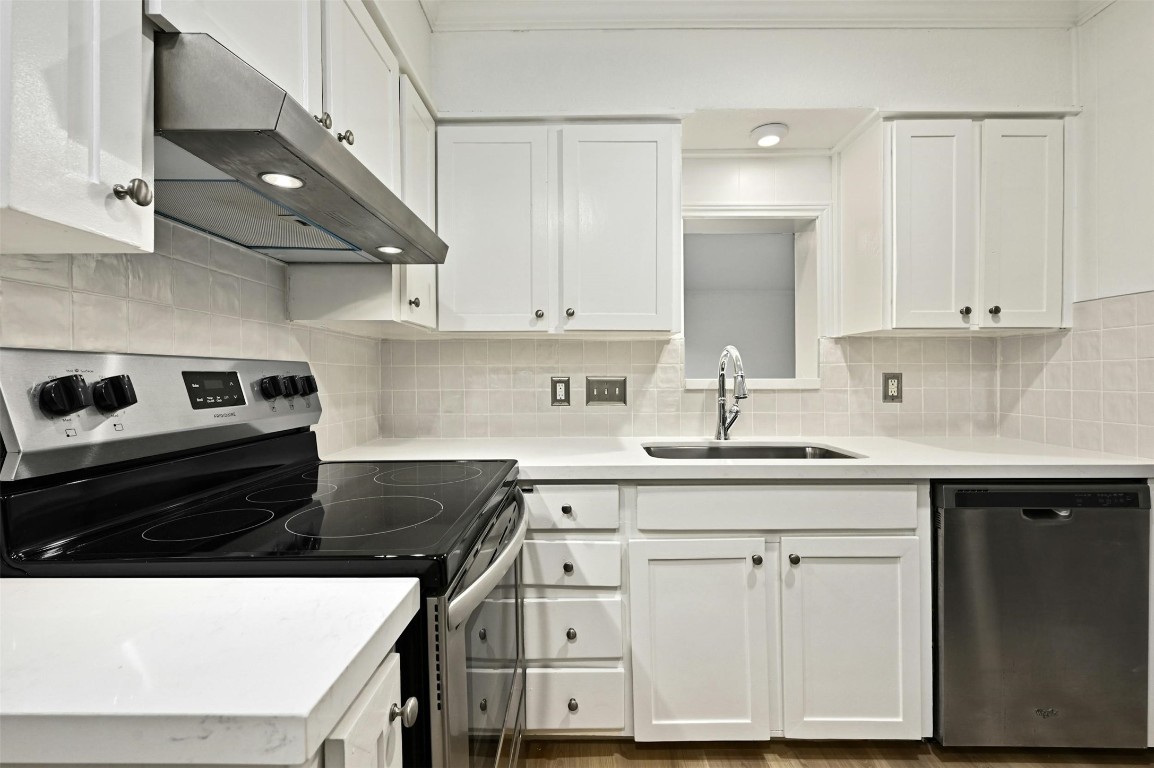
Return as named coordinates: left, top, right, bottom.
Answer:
left=716, top=345, right=748, bottom=440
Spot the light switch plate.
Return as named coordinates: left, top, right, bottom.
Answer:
left=882, top=372, right=902, bottom=403
left=586, top=376, right=628, bottom=405
left=550, top=377, right=571, bottom=406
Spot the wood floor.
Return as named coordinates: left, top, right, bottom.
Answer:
left=519, top=740, right=1152, bottom=768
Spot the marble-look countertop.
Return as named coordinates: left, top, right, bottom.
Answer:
left=0, top=578, right=419, bottom=766
left=329, top=436, right=1154, bottom=481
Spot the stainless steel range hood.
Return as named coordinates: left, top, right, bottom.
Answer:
left=153, top=33, right=447, bottom=265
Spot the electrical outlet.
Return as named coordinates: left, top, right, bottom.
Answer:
left=882, top=372, right=903, bottom=403
left=586, top=376, right=628, bottom=405
left=550, top=377, right=571, bottom=406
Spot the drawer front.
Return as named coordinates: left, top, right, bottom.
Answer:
left=525, top=485, right=620, bottom=530
left=524, top=598, right=623, bottom=660
left=522, top=541, right=622, bottom=587
left=526, top=668, right=626, bottom=731
left=637, top=485, right=919, bottom=531
left=467, top=668, right=516, bottom=733
left=468, top=599, right=517, bottom=662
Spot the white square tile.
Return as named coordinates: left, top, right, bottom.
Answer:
left=1, top=280, right=72, bottom=348
left=73, top=293, right=128, bottom=351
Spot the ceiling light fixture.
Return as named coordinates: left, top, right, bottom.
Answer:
left=377, top=246, right=404, bottom=255
left=750, top=123, right=789, bottom=148
left=259, top=172, right=305, bottom=189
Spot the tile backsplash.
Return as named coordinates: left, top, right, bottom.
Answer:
left=376, top=335, right=1000, bottom=440
left=0, top=221, right=382, bottom=456
left=998, top=290, right=1154, bottom=459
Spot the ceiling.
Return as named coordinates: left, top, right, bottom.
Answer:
left=682, top=108, right=874, bottom=152
left=420, top=0, right=1108, bottom=33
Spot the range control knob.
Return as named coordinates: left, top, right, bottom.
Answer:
left=280, top=375, right=302, bottom=397
left=38, top=375, right=93, bottom=417
left=297, top=375, right=318, bottom=396
left=92, top=375, right=138, bottom=412
left=259, top=375, right=285, bottom=400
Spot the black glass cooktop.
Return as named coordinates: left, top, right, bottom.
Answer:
left=40, top=460, right=518, bottom=575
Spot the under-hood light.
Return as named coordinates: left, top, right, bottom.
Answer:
left=377, top=246, right=404, bottom=255
left=260, top=172, right=304, bottom=189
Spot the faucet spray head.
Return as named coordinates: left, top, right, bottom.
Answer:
left=734, top=373, right=749, bottom=399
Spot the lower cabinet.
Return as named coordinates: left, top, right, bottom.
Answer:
left=629, top=538, right=778, bottom=741
left=324, top=652, right=404, bottom=768
left=780, top=536, right=922, bottom=739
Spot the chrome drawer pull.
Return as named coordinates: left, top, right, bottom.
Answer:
left=562, top=561, right=574, bottom=575
left=389, top=697, right=419, bottom=728
left=566, top=627, right=577, bottom=641
left=567, top=698, right=579, bottom=713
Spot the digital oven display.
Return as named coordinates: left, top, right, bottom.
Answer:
left=182, top=371, right=246, bottom=410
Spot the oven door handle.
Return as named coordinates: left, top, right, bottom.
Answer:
left=446, top=492, right=528, bottom=630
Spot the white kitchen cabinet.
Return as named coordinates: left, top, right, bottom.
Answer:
left=980, top=119, right=1064, bottom=328
left=629, top=538, right=776, bottom=741
left=398, top=75, right=437, bottom=329
left=323, top=0, right=401, bottom=189
left=437, top=126, right=552, bottom=332
left=1, top=0, right=154, bottom=254
left=779, top=536, right=922, bottom=740
left=526, top=668, right=627, bottom=731
left=324, top=652, right=405, bottom=768
left=838, top=118, right=1065, bottom=334
left=437, top=123, right=681, bottom=333
left=145, top=0, right=322, bottom=113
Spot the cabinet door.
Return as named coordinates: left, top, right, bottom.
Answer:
left=324, top=652, right=404, bottom=768
left=324, top=0, right=401, bottom=188
left=145, top=0, right=322, bottom=112
left=398, top=75, right=437, bottom=329
left=629, top=538, right=775, bottom=741
left=981, top=119, right=1064, bottom=328
left=2, top=0, right=153, bottom=253
left=780, top=536, right=922, bottom=740
left=437, top=126, right=552, bottom=332
left=559, top=125, right=678, bottom=331
left=892, top=120, right=978, bottom=329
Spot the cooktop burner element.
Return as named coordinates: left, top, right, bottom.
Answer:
left=285, top=496, right=444, bottom=538
left=301, top=465, right=380, bottom=481
left=246, top=482, right=338, bottom=504
left=375, top=463, right=485, bottom=486
left=142, top=508, right=275, bottom=542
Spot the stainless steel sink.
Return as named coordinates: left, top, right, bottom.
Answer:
left=643, top=444, right=858, bottom=460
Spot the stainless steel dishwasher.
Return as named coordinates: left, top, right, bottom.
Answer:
left=935, top=483, right=1151, bottom=748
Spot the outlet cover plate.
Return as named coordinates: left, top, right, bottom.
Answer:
left=586, top=376, right=628, bottom=405
left=882, top=372, right=903, bottom=403
left=551, top=377, right=571, bottom=406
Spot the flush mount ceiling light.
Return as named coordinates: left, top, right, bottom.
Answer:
left=377, top=245, right=404, bottom=255
left=259, top=172, right=305, bottom=189
left=750, top=123, right=789, bottom=148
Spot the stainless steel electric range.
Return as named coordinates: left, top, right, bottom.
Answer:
left=0, top=348, right=526, bottom=768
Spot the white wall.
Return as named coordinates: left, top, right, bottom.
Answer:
left=431, top=27, right=1072, bottom=116
left=1074, top=0, right=1154, bottom=301
left=683, top=156, right=831, bottom=207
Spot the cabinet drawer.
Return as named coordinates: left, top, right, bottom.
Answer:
left=525, top=485, right=620, bottom=530
left=467, top=668, right=517, bottom=733
left=636, top=485, right=918, bottom=531
left=526, top=668, right=626, bottom=731
left=524, top=598, right=623, bottom=660
left=522, top=541, right=622, bottom=587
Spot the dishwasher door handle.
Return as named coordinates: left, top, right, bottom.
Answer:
left=1022, top=508, right=1073, bottom=521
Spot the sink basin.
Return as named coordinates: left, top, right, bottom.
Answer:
left=643, top=444, right=858, bottom=460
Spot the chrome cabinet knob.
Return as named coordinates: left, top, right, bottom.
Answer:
left=113, top=178, right=152, bottom=207
left=751, top=554, right=763, bottom=566
left=338, top=129, right=355, bottom=145
left=314, top=112, right=332, bottom=129
left=535, top=309, right=545, bottom=319
left=989, top=305, right=1002, bottom=316
left=565, top=307, right=575, bottom=317
left=409, top=297, right=421, bottom=308
left=959, top=306, right=972, bottom=317
left=567, top=698, right=579, bottom=713
left=478, top=698, right=487, bottom=712
left=561, top=504, right=573, bottom=516
left=566, top=627, right=577, bottom=641
left=478, top=627, right=487, bottom=641
left=788, top=554, right=801, bottom=565
left=562, top=561, right=574, bottom=575
left=389, top=697, right=419, bottom=728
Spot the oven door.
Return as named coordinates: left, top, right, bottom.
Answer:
left=440, top=488, right=526, bottom=768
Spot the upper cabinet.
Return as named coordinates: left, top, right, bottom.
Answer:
left=838, top=118, right=1065, bottom=334
left=437, top=123, right=681, bottom=334
left=2, top=0, right=154, bottom=254
left=397, top=75, right=437, bottom=329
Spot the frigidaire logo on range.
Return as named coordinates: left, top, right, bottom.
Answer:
left=213, top=412, right=238, bottom=419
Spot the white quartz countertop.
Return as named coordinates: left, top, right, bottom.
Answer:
left=0, top=577, right=420, bottom=766
left=329, top=436, right=1154, bottom=481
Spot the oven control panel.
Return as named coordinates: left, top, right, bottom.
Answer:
left=0, top=348, right=322, bottom=482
